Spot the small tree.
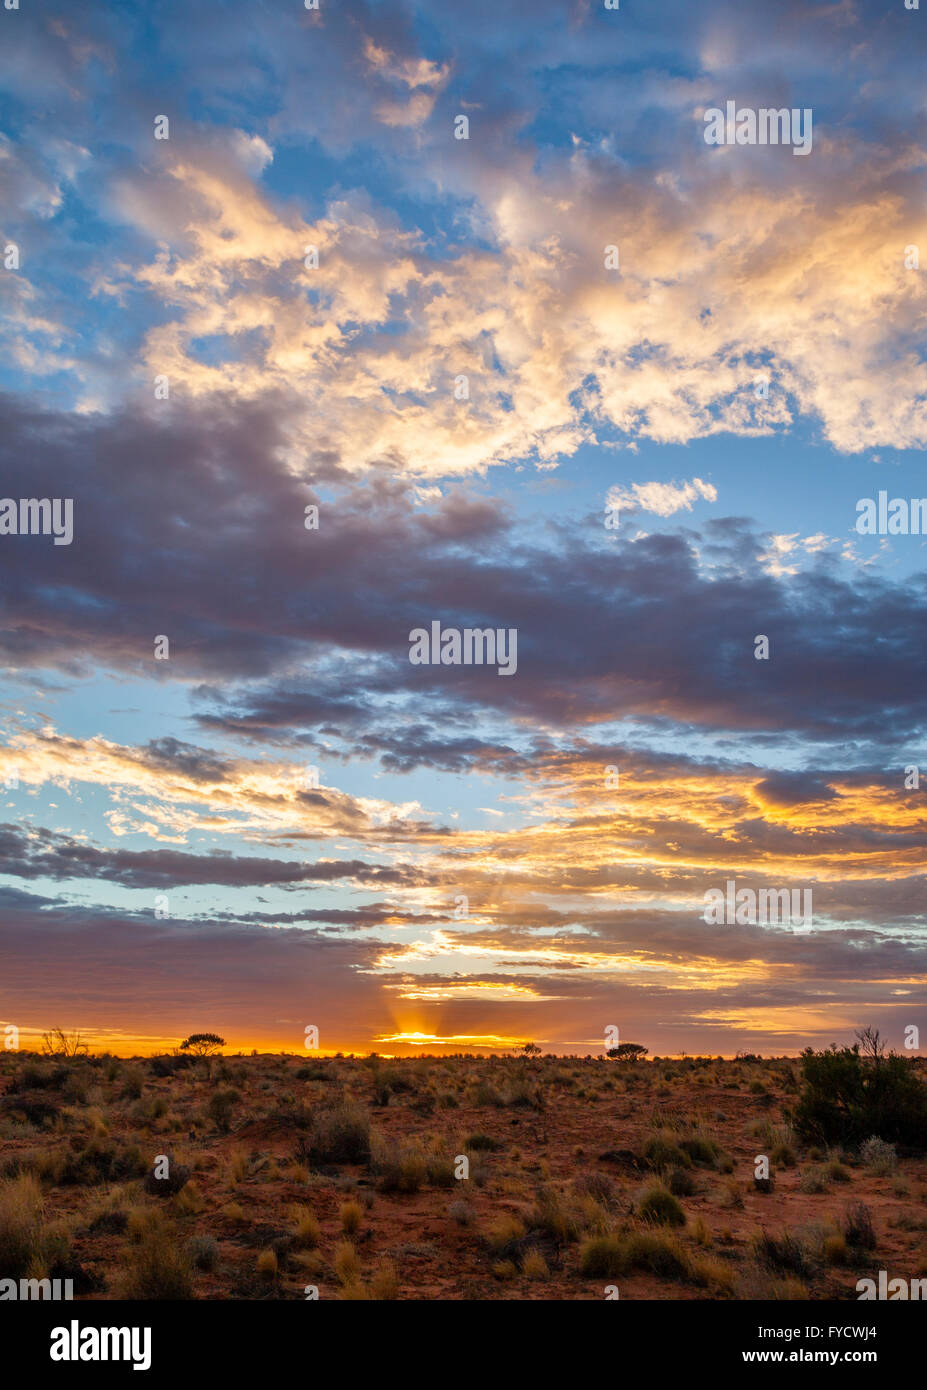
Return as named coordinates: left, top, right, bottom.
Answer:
left=179, top=1033, right=226, bottom=1058
left=855, top=1027, right=886, bottom=1064
left=795, top=1041, right=927, bottom=1148
left=607, top=1043, right=648, bottom=1062
left=41, top=1027, right=88, bottom=1058
left=520, top=1042, right=542, bottom=1058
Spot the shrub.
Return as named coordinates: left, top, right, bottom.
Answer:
left=12, top=1064, right=69, bottom=1092
left=464, top=1133, right=501, bottom=1152
left=120, top=1231, right=195, bottom=1299
left=448, top=1199, right=475, bottom=1227
left=3, top=1095, right=61, bottom=1128
left=572, top=1173, right=615, bottom=1206
left=173, top=1182, right=203, bottom=1216
left=642, top=1136, right=691, bottom=1171
left=503, top=1078, right=544, bottom=1110
left=798, top=1166, right=829, bottom=1194
left=667, top=1166, right=696, bottom=1197
left=486, top=1214, right=526, bottom=1254
left=149, top=1055, right=192, bottom=1078
left=692, top=1255, right=736, bottom=1295
left=771, top=1142, right=797, bottom=1168
left=625, top=1231, right=690, bottom=1280
left=340, top=1200, right=362, bottom=1235
left=303, top=1102, right=370, bottom=1166
left=860, top=1136, right=897, bottom=1175
left=530, top=1186, right=581, bottom=1244
left=63, top=1139, right=147, bottom=1186
left=754, top=1230, right=811, bottom=1278
left=206, top=1088, right=240, bottom=1134
left=579, top=1234, right=627, bottom=1278
left=794, top=1045, right=927, bottom=1148
left=823, top=1234, right=848, bottom=1265
left=678, top=1135, right=719, bottom=1166
left=186, top=1234, right=219, bottom=1271
left=425, top=1153, right=456, bottom=1187
left=522, top=1250, right=549, bottom=1280
left=371, top=1139, right=428, bottom=1193
left=843, top=1201, right=876, bottom=1251
left=0, top=1174, right=45, bottom=1276
left=637, top=1183, right=686, bottom=1227
left=291, top=1206, right=321, bottom=1249
left=120, top=1067, right=145, bottom=1099
left=334, top=1241, right=361, bottom=1285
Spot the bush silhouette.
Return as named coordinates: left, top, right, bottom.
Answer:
left=794, top=1042, right=927, bottom=1149
left=179, top=1033, right=225, bottom=1058
left=606, top=1043, right=648, bottom=1061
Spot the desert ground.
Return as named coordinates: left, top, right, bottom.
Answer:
left=1, top=1050, right=926, bottom=1301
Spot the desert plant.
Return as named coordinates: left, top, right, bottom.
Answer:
left=206, top=1088, right=240, bottom=1134
left=41, top=1028, right=88, bottom=1058
left=637, top=1182, right=686, bottom=1227
left=340, top=1199, right=362, bottom=1235
left=333, top=1241, right=361, bottom=1285
left=794, top=1043, right=927, bottom=1148
left=464, top=1133, right=501, bottom=1152
left=291, top=1206, right=321, bottom=1249
left=754, top=1229, right=811, bottom=1278
left=0, top=1173, right=47, bottom=1275
left=186, top=1234, right=219, bottom=1271
left=843, top=1201, right=876, bottom=1251
left=302, top=1101, right=370, bottom=1166
left=120, top=1230, right=195, bottom=1299
left=860, top=1135, right=897, bottom=1175
left=179, top=1034, right=226, bottom=1059
left=579, top=1234, right=627, bottom=1277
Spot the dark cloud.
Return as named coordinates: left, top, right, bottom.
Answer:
left=0, top=823, right=423, bottom=891
left=754, top=771, right=839, bottom=807
left=9, top=394, right=920, bottom=741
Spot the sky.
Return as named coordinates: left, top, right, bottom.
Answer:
left=0, top=0, right=925, bottom=1057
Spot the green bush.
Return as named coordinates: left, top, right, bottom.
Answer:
left=301, top=1101, right=370, bottom=1166
left=207, top=1088, right=241, bottom=1133
left=794, top=1045, right=927, bottom=1149
left=637, top=1182, right=686, bottom=1227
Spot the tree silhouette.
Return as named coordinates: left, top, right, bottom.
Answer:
left=606, top=1042, right=648, bottom=1061
left=41, top=1027, right=88, bottom=1058
left=179, top=1033, right=226, bottom=1058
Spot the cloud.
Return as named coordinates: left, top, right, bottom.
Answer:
left=606, top=477, right=718, bottom=517
left=3, top=0, right=927, bottom=1055
left=1, top=395, right=926, bottom=746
